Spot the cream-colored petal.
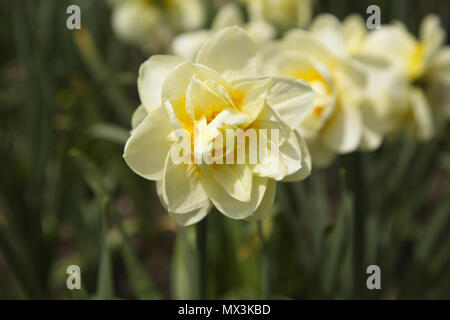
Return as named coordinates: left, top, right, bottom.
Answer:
left=251, top=102, right=290, bottom=145
left=420, top=15, right=445, bottom=62
left=244, top=19, right=276, bottom=45
left=195, top=26, right=259, bottom=80
left=265, top=76, right=314, bottom=130
left=169, top=202, right=212, bottom=227
left=282, top=131, right=311, bottom=182
left=172, top=0, right=206, bottom=31
left=309, top=14, right=347, bottom=56
left=364, top=25, right=418, bottom=77
left=251, top=128, right=287, bottom=181
left=427, top=47, right=450, bottom=81
left=171, top=30, right=211, bottom=60
left=123, top=104, right=173, bottom=180
left=230, top=76, right=273, bottom=124
left=358, top=100, right=384, bottom=151
left=186, top=76, right=230, bottom=121
left=131, top=104, right=148, bottom=130
left=279, top=129, right=302, bottom=175
left=162, top=61, right=226, bottom=133
left=283, top=29, right=334, bottom=64
left=202, top=164, right=253, bottom=202
left=162, top=146, right=209, bottom=214
left=200, top=172, right=267, bottom=219
left=321, top=103, right=362, bottom=154
left=111, top=0, right=162, bottom=50
left=211, top=3, right=244, bottom=30
left=342, top=14, right=367, bottom=54
left=138, top=55, right=185, bottom=111
left=410, top=87, right=434, bottom=141
left=162, top=61, right=226, bottom=105
left=156, top=180, right=211, bottom=226
left=245, top=179, right=276, bottom=221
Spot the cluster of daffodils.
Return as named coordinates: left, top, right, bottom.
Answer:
left=120, top=1, right=449, bottom=225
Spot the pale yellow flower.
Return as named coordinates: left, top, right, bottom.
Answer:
left=361, top=15, right=449, bottom=139
left=243, top=0, right=315, bottom=31
left=316, top=14, right=411, bottom=149
left=110, top=0, right=206, bottom=52
left=172, top=3, right=276, bottom=61
left=261, top=15, right=371, bottom=167
left=124, top=27, right=314, bottom=226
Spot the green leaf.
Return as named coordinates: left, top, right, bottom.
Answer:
left=69, top=149, right=106, bottom=197
left=88, top=123, right=129, bottom=144
left=171, top=226, right=199, bottom=299
left=95, top=197, right=114, bottom=299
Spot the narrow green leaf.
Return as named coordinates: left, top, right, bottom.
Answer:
left=88, top=123, right=129, bottom=144
left=95, top=197, right=114, bottom=299
left=171, top=226, right=199, bottom=299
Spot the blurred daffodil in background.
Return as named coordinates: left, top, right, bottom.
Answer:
left=172, top=3, right=276, bottom=60
left=110, top=0, right=206, bottom=52
left=243, top=0, right=315, bottom=31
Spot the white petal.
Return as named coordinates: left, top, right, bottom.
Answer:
left=211, top=3, right=244, bottom=30
left=131, top=104, right=148, bottom=130
left=162, top=146, right=209, bottom=214
left=251, top=128, right=287, bottom=181
left=202, top=164, right=253, bottom=202
left=169, top=203, right=212, bottom=227
left=200, top=172, right=267, bottom=219
left=420, top=15, right=445, bottom=61
left=195, top=26, right=259, bottom=80
left=138, top=55, right=185, bottom=111
left=186, top=76, right=230, bottom=120
left=309, top=14, right=347, bottom=56
left=342, top=14, right=367, bottom=54
left=265, top=76, right=314, bottom=130
left=358, top=100, right=384, bottom=151
left=251, top=102, right=290, bottom=144
left=283, top=29, right=334, bottom=64
left=282, top=131, right=311, bottom=181
left=171, top=30, right=211, bottom=61
left=410, top=87, right=434, bottom=141
left=161, top=61, right=226, bottom=132
left=245, top=179, right=276, bottom=221
left=123, top=104, right=173, bottom=180
left=156, top=181, right=211, bottom=227
left=321, top=103, right=362, bottom=154
left=244, top=19, right=276, bottom=45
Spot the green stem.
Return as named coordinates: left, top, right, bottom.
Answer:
left=197, top=216, right=208, bottom=300
left=345, top=153, right=367, bottom=299
left=258, top=221, right=270, bottom=299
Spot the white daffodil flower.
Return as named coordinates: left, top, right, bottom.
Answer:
left=314, top=14, right=411, bottom=149
left=124, top=27, right=314, bottom=226
left=243, top=0, right=315, bottom=31
left=110, top=0, right=206, bottom=52
left=172, top=3, right=276, bottom=61
left=362, top=15, right=449, bottom=139
left=261, top=15, right=371, bottom=167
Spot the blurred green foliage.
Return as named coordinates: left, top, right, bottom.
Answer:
left=0, top=0, right=449, bottom=299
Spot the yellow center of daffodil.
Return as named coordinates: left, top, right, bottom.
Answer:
left=408, top=43, right=425, bottom=80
